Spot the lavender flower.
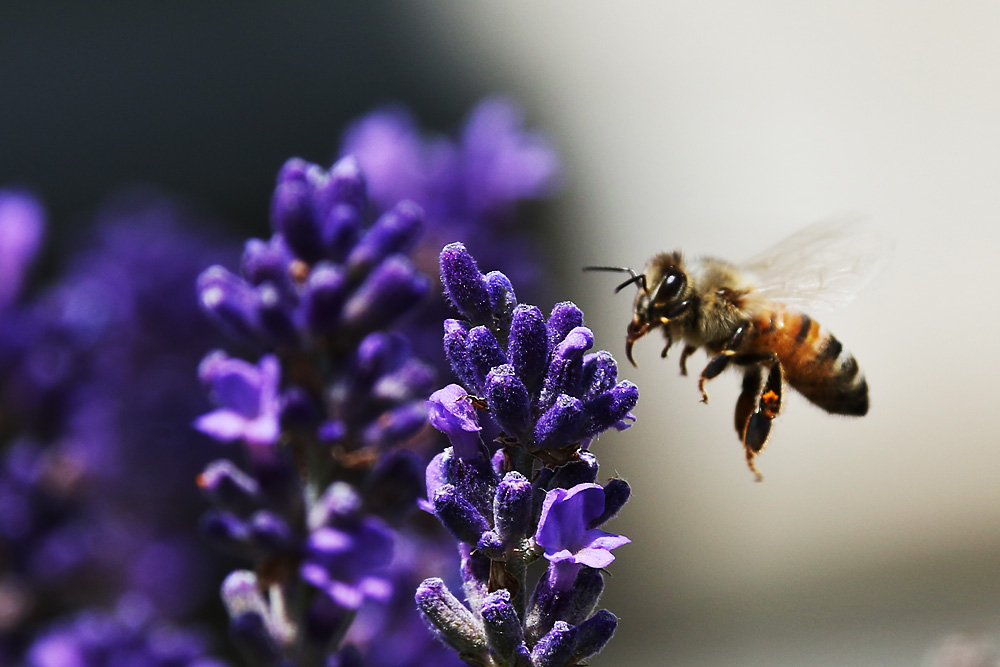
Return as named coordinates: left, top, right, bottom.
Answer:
left=0, top=190, right=236, bottom=662
left=419, top=244, right=635, bottom=667
left=195, top=154, right=460, bottom=666
left=26, top=596, right=226, bottom=667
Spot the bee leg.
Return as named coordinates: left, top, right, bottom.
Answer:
left=696, top=322, right=750, bottom=403
left=679, top=344, right=697, bottom=376
left=735, top=366, right=763, bottom=438
left=742, top=355, right=783, bottom=480
left=660, top=333, right=674, bottom=359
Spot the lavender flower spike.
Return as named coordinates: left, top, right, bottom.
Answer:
left=425, top=241, right=635, bottom=666
left=534, top=483, right=631, bottom=591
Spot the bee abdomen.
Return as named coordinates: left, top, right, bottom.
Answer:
left=762, top=312, right=869, bottom=416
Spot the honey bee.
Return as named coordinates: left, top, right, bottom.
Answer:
left=587, top=220, right=888, bottom=480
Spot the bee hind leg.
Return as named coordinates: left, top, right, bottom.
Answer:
left=734, top=354, right=783, bottom=481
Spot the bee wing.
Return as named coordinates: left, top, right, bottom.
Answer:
left=740, top=217, right=892, bottom=312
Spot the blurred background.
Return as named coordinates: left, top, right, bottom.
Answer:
left=5, top=2, right=1000, bottom=665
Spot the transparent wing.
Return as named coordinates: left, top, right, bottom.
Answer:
left=740, top=217, right=892, bottom=312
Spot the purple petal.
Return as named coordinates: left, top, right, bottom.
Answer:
left=426, top=384, right=482, bottom=460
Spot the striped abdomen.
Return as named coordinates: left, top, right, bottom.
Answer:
left=746, top=308, right=868, bottom=416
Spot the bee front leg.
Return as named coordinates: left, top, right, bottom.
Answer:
left=696, top=322, right=750, bottom=403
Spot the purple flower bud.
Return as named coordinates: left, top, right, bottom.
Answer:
left=531, top=621, right=577, bottom=667
left=320, top=155, right=368, bottom=223
left=480, top=588, right=525, bottom=661
left=200, top=510, right=250, bottom=555
left=240, top=234, right=294, bottom=289
left=248, top=510, right=295, bottom=553
left=548, top=450, right=599, bottom=489
left=540, top=326, right=594, bottom=410
left=443, top=319, right=478, bottom=390
left=507, top=304, right=548, bottom=395
left=485, top=270, right=517, bottom=332
left=590, top=478, right=631, bottom=528
left=467, top=325, right=507, bottom=391
left=341, top=255, right=428, bottom=334
left=371, top=357, right=435, bottom=403
left=476, top=529, right=505, bottom=560
left=221, top=570, right=282, bottom=664
left=533, top=394, right=584, bottom=451
left=426, top=384, right=483, bottom=460
left=445, top=452, right=500, bottom=521
left=432, top=484, right=490, bottom=546
left=301, top=262, right=348, bottom=335
left=197, top=459, right=261, bottom=514
left=270, top=177, right=322, bottom=262
left=0, top=191, right=45, bottom=309
left=309, top=481, right=362, bottom=527
left=485, top=365, right=531, bottom=439
left=571, top=609, right=618, bottom=662
left=347, top=200, right=423, bottom=276
left=197, top=265, right=261, bottom=343
left=439, top=242, right=492, bottom=325
left=361, top=400, right=426, bottom=449
left=581, top=351, right=618, bottom=402
left=318, top=419, right=347, bottom=445
left=546, top=302, right=584, bottom=351
left=558, top=565, right=605, bottom=626
left=415, top=578, right=488, bottom=658
left=195, top=353, right=281, bottom=447
left=257, top=282, right=299, bottom=346
left=276, top=156, right=310, bottom=184
left=493, top=471, right=533, bottom=547
left=320, top=203, right=362, bottom=263
left=459, top=544, right=492, bottom=617
left=583, top=380, right=639, bottom=437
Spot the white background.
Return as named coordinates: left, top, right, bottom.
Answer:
left=405, top=3, right=1000, bottom=665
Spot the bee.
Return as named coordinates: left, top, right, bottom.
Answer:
left=586, top=220, right=889, bottom=481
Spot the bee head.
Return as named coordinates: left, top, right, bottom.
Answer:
left=584, top=252, right=689, bottom=366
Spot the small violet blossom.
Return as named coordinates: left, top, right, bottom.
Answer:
left=535, top=484, right=631, bottom=591
left=426, top=383, right=483, bottom=460
left=195, top=352, right=281, bottom=447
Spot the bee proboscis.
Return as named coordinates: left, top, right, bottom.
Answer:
left=587, top=219, right=889, bottom=481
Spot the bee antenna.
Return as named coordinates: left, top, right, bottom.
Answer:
left=583, top=265, right=647, bottom=293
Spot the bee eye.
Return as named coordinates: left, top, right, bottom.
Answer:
left=651, top=269, right=685, bottom=305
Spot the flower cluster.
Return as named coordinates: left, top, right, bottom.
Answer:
left=195, top=154, right=444, bottom=665
left=0, top=191, right=232, bottom=664
left=417, top=244, right=636, bottom=667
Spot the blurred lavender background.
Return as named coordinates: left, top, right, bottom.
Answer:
left=4, top=2, right=1000, bottom=666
